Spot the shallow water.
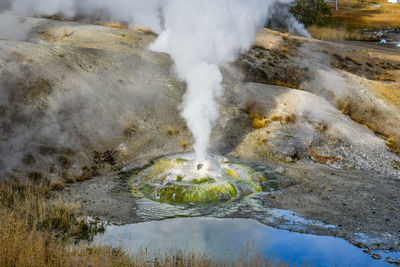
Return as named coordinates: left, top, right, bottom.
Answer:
left=94, top=217, right=398, bottom=267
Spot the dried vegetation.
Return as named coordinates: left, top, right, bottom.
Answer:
left=332, top=0, right=400, bottom=29
left=0, top=177, right=292, bottom=267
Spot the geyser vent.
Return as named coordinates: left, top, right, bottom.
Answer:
left=130, top=154, right=265, bottom=204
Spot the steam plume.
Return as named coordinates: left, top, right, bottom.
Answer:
left=150, top=0, right=277, bottom=159
left=0, top=0, right=309, bottom=166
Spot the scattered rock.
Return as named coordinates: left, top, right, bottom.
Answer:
left=362, top=249, right=371, bottom=255
left=372, top=253, right=382, bottom=260
left=325, top=186, right=333, bottom=192
left=221, top=158, right=230, bottom=164
left=274, top=166, right=286, bottom=174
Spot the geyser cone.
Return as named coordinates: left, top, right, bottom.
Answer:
left=130, top=154, right=265, bottom=204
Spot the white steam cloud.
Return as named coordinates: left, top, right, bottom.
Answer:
left=267, top=1, right=311, bottom=38
left=150, top=0, right=276, bottom=160
left=1, top=0, right=308, bottom=161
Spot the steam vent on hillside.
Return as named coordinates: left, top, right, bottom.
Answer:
left=0, top=0, right=400, bottom=266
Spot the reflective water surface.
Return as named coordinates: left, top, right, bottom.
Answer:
left=94, top=217, right=398, bottom=267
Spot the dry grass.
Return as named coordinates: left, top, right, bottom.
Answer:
left=107, top=23, right=131, bottom=30
left=307, top=26, right=368, bottom=41
left=167, top=127, right=180, bottom=136
left=270, top=115, right=283, bottom=122
left=268, top=80, right=300, bottom=89
left=0, top=178, right=292, bottom=267
left=371, top=82, right=400, bottom=109
left=181, top=142, right=189, bottom=149
left=310, top=149, right=340, bottom=165
left=386, top=136, right=400, bottom=155
left=373, top=71, right=395, bottom=82
left=394, top=160, right=400, bottom=170
left=0, top=179, right=127, bottom=267
left=123, top=120, right=136, bottom=139
left=251, top=112, right=271, bottom=129
left=337, top=91, right=400, bottom=156
left=244, top=97, right=297, bottom=129
left=135, top=27, right=158, bottom=36
left=332, top=0, right=400, bottom=29
left=25, top=78, right=52, bottom=108
left=244, top=97, right=270, bottom=129
left=284, top=114, right=296, bottom=124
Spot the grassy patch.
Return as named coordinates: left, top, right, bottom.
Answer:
left=307, top=26, right=372, bottom=41
left=244, top=99, right=270, bottom=130
left=374, top=72, right=395, bottom=82
left=0, top=178, right=289, bottom=266
left=332, top=0, right=400, bottom=29
left=386, top=136, right=400, bottom=155
left=106, top=23, right=130, bottom=30
left=2, top=178, right=278, bottom=266
left=0, top=179, right=122, bottom=267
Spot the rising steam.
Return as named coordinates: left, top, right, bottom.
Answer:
left=0, top=0, right=309, bottom=168
left=150, top=0, right=278, bottom=160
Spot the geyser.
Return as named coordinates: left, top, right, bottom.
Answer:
left=1, top=0, right=310, bottom=164
left=150, top=0, right=284, bottom=160
left=130, top=154, right=265, bottom=204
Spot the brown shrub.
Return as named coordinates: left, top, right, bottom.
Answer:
left=123, top=121, right=136, bottom=138
left=74, top=166, right=93, bottom=182
left=374, top=72, right=395, bottom=82
left=167, top=127, right=180, bottom=136
left=251, top=112, right=271, bottom=129
left=244, top=97, right=270, bottom=129
left=181, top=142, right=189, bottom=149
left=284, top=114, right=296, bottom=124
left=386, top=136, right=400, bottom=155
left=270, top=115, right=283, bottom=122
